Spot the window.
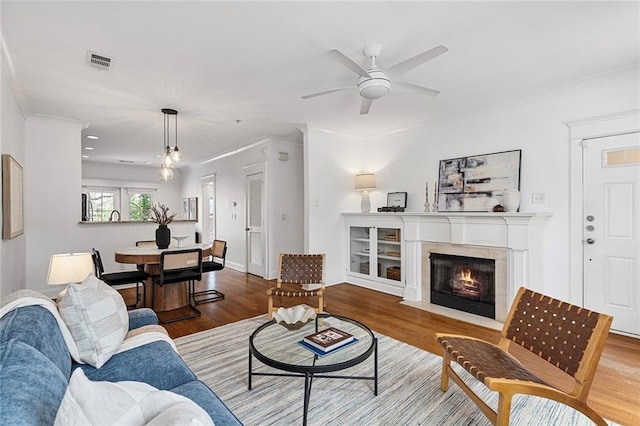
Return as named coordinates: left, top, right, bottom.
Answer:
left=128, top=189, right=156, bottom=221
left=83, top=186, right=156, bottom=222
left=85, top=188, right=119, bottom=222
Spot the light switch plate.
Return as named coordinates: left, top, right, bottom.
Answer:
left=531, top=193, right=545, bottom=204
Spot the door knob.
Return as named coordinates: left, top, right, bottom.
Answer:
left=586, top=215, right=595, bottom=222
left=586, top=238, right=595, bottom=244
left=245, top=228, right=250, bottom=231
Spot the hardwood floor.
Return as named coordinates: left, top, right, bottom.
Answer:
left=121, top=268, right=639, bottom=425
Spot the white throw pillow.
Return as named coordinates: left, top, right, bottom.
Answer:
left=55, top=369, right=214, bottom=426
left=57, top=275, right=129, bottom=368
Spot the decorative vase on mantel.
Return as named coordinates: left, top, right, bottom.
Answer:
left=156, top=224, right=171, bottom=249
left=502, top=188, right=521, bottom=212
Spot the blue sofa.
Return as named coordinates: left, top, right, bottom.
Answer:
left=0, top=305, right=242, bottom=425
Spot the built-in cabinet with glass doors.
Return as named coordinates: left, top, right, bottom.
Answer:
left=345, top=216, right=404, bottom=295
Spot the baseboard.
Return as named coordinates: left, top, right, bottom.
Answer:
left=345, top=276, right=404, bottom=297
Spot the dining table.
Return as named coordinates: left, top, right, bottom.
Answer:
left=114, top=243, right=212, bottom=312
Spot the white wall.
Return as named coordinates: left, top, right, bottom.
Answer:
left=303, top=126, right=365, bottom=284
left=0, top=59, right=27, bottom=296
left=24, top=116, right=196, bottom=295
left=266, top=139, right=304, bottom=278
left=305, top=75, right=640, bottom=301
left=25, top=115, right=87, bottom=292
left=182, top=137, right=304, bottom=277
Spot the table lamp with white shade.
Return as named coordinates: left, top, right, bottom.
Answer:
left=355, top=173, right=376, bottom=213
left=47, top=253, right=94, bottom=285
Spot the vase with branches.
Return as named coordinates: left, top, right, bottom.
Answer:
left=151, top=203, right=176, bottom=248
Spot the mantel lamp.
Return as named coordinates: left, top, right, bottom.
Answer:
left=355, top=173, right=376, bottom=213
left=47, top=253, right=94, bottom=285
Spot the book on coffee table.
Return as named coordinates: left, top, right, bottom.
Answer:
left=298, top=337, right=358, bottom=357
left=302, top=327, right=354, bottom=352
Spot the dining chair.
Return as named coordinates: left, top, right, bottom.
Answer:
left=135, top=240, right=157, bottom=272
left=192, top=240, right=227, bottom=305
left=267, top=253, right=326, bottom=320
left=91, top=248, right=148, bottom=308
left=152, top=248, right=202, bottom=323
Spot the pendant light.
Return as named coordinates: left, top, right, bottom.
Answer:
left=159, top=108, right=181, bottom=181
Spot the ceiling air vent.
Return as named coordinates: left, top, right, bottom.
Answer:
left=118, top=160, right=135, bottom=164
left=86, top=51, right=113, bottom=71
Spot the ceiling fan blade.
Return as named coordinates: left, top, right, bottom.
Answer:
left=386, top=45, right=449, bottom=78
left=301, top=86, right=355, bottom=100
left=327, top=49, right=372, bottom=78
left=393, top=80, right=441, bottom=97
left=360, top=98, right=373, bottom=115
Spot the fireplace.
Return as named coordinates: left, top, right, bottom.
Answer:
left=430, top=253, right=496, bottom=319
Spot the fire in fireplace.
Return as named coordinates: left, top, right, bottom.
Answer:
left=430, top=253, right=495, bottom=319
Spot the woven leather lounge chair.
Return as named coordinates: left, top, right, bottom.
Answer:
left=267, top=253, right=326, bottom=320
left=436, top=286, right=613, bottom=426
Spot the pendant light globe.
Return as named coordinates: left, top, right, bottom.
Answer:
left=170, top=146, right=182, bottom=162
left=162, top=146, right=173, bottom=167
left=159, top=165, right=174, bottom=181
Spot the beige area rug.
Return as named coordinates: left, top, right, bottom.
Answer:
left=174, top=315, right=615, bottom=425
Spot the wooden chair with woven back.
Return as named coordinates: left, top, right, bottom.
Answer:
left=152, top=248, right=203, bottom=324
left=435, top=286, right=613, bottom=426
left=267, top=253, right=326, bottom=320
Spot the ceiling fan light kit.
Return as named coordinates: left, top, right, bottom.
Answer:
left=358, top=70, right=390, bottom=100
left=302, top=43, right=448, bottom=115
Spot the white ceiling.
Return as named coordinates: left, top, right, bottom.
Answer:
left=2, top=1, right=639, bottom=167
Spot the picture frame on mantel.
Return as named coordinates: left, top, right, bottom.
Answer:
left=2, top=154, right=24, bottom=239
left=387, top=192, right=407, bottom=208
left=437, top=149, right=521, bottom=212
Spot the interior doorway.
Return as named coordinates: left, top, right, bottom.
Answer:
left=244, top=163, right=266, bottom=277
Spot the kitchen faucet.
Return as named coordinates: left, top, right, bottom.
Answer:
left=109, top=210, right=121, bottom=222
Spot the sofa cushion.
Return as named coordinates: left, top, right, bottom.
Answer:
left=55, top=369, right=213, bottom=426
left=0, top=305, right=71, bottom=378
left=0, top=340, right=68, bottom=425
left=76, top=340, right=196, bottom=390
left=128, top=308, right=159, bottom=330
left=171, top=380, right=243, bottom=426
left=57, top=275, right=129, bottom=368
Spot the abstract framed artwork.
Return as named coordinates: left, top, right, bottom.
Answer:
left=437, top=149, right=521, bottom=212
left=188, top=197, right=198, bottom=221
left=183, top=198, right=189, bottom=220
left=2, top=154, right=24, bottom=239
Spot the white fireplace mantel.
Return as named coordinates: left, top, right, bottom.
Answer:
left=400, top=212, right=552, bottom=311
left=344, top=212, right=552, bottom=318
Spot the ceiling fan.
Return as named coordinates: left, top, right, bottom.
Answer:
left=302, top=43, right=448, bottom=115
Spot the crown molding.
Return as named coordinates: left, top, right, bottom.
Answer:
left=27, top=113, right=89, bottom=130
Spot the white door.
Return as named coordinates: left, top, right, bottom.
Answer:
left=583, top=132, right=640, bottom=335
left=246, top=171, right=265, bottom=277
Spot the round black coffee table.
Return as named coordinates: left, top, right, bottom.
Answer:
left=248, top=313, right=378, bottom=425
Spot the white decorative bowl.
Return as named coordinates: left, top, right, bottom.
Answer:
left=273, top=305, right=316, bottom=330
